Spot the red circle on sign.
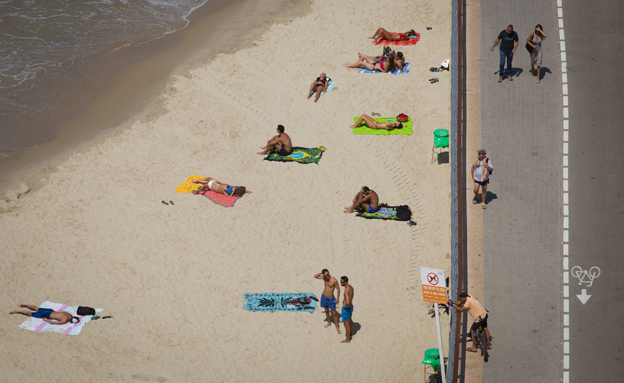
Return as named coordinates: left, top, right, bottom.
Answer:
left=427, top=273, right=439, bottom=285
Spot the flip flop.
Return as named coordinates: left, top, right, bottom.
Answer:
left=466, top=347, right=478, bottom=352
left=162, top=200, right=169, bottom=205
left=169, top=200, right=174, bottom=205
left=91, top=316, right=101, bottom=320
left=102, top=316, right=113, bottom=319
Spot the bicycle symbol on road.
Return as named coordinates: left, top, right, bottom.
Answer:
left=570, top=266, right=601, bottom=287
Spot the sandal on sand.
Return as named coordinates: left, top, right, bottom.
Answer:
left=91, top=316, right=101, bottom=320
left=102, top=316, right=113, bottom=319
left=162, top=200, right=169, bottom=205
left=169, top=200, right=174, bottom=205
left=466, top=347, right=478, bottom=352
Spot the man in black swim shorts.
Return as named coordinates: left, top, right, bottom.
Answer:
left=257, top=125, right=293, bottom=156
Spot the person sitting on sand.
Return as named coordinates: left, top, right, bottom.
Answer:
left=307, top=73, right=332, bottom=103
left=10, top=304, right=79, bottom=325
left=192, top=177, right=246, bottom=197
left=369, top=27, right=417, bottom=43
left=257, top=124, right=293, bottom=156
left=357, top=48, right=406, bottom=70
left=344, top=186, right=379, bottom=214
left=346, top=54, right=396, bottom=73
left=349, top=113, right=403, bottom=130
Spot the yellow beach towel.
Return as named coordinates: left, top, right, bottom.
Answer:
left=175, top=175, right=205, bottom=193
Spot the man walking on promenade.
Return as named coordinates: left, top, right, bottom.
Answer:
left=449, top=292, right=492, bottom=352
left=491, top=24, right=519, bottom=82
left=471, top=149, right=493, bottom=209
left=340, top=276, right=354, bottom=343
left=314, top=269, right=341, bottom=334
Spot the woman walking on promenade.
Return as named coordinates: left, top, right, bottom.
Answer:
left=527, top=24, right=547, bottom=84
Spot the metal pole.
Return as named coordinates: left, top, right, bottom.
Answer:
left=435, top=303, right=447, bottom=383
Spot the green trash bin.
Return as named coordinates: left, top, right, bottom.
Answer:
left=422, top=348, right=440, bottom=372
left=433, top=129, right=449, bottom=149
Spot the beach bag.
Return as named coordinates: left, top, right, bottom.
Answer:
left=525, top=42, right=533, bottom=53
left=397, top=113, right=409, bottom=123
left=77, top=306, right=96, bottom=316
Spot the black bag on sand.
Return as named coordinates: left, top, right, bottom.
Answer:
left=77, top=306, right=96, bottom=316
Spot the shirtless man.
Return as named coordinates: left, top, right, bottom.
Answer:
left=344, top=186, right=379, bottom=214
left=340, top=276, right=354, bottom=343
left=314, top=269, right=341, bottom=334
left=257, top=125, right=293, bottom=156
left=10, top=303, right=78, bottom=325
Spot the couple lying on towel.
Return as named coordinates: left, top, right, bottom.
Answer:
left=349, top=113, right=405, bottom=130
left=346, top=46, right=406, bottom=73
left=344, top=186, right=379, bottom=214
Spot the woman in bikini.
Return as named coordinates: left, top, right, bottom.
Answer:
left=349, top=114, right=403, bottom=130
left=345, top=54, right=395, bottom=73
left=306, top=73, right=331, bottom=102
left=357, top=48, right=405, bottom=70
left=192, top=177, right=246, bottom=197
left=369, top=27, right=417, bottom=43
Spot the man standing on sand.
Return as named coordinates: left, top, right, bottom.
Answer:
left=491, top=24, right=519, bottom=82
left=344, top=186, right=379, bottom=214
left=448, top=292, right=492, bottom=352
left=340, top=276, right=354, bottom=343
left=10, top=303, right=79, bottom=325
left=471, top=149, right=493, bottom=209
left=314, top=269, right=341, bottom=334
left=257, top=124, right=293, bottom=156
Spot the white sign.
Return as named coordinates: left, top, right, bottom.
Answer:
left=420, top=267, right=447, bottom=304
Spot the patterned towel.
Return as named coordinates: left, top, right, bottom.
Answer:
left=195, top=188, right=251, bottom=208
left=18, top=301, right=103, bottom=336
left=175, top=175, right=204, bottom=193
left=359, top=62, right=411, bottom=76
left=264, top=146, right=326, bottom=164
left=356, top=205, right=413, bottom=221
left=352, top=117, right=413, bottom=136
left=375, top=32, right=421, bottom=45
left=243, top=292, right=318, bottom=313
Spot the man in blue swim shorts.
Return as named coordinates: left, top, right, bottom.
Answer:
left=344, top=186, right=379, bottom=214
left=314, top=269, right=341, bottom=334
left=10, top=303, right=78, bottom=325
left=340, top=276, right=355, bottom=343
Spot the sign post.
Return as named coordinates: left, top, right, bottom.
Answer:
left=421, top=267, right=447, bottom=383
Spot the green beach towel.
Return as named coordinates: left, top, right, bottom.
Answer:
left=264, top=146, right=326, bottom=164
left=356, top=205, right=413, bottom=221
left=352, top=117, right=413, bottom=136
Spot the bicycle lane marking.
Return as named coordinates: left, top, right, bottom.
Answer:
left=559, top=0, right=570, bottom=381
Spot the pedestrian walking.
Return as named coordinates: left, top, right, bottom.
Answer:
left=527, top=25, right=547, bottom=84
left=471, top=149, right=493, bottom=209
left=491, top=24, right=519, bottom=82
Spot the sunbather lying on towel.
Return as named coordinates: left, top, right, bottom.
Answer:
left=257, top=124, right=293, bottom=156
left=307, top=72, right=332, bottom=102
left=346, top=53, right=396, bottom=73
left=192, top=177, right=247, bottom=197
left=10, top=303, right=79, bottom=325
left=349, top=114, right=403, bottom=130
left=344, top=186, right=379, bottom=214
left=369, top=27, right=417, bottom=43
left=357, top=47, right=406, bottom=70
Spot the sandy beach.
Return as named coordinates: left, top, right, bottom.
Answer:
left=0, top=0, right=452, bottom=381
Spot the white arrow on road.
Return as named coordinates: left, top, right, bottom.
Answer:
left=577, top=289, right=591, bottom=304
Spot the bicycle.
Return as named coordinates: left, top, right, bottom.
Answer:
left=472, top=319, right=492, bottom=362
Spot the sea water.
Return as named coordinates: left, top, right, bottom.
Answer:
left=0, top=0, right=209, bottom=155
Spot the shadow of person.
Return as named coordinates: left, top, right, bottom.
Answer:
left=352, top=322, right=362, bottom=335
left=484, top=191, right=498, bottom=204
left=511, top=67, right=523, bottom=78
left=539, top=66, right=552, bottom=81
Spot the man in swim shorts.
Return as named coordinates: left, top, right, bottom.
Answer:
left=449, top=292, right=492, bottom=351
left=314, top=269, right=341, bottom=334
left=343, top=186, right=379, bottom=214
left=340, top=276, right=354, bottom=343
left=10, top=303, right=78, bottom=325
left=257, top=124, right=293, bottom=156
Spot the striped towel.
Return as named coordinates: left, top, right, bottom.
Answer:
left=18, top=301, right=103, bottom=336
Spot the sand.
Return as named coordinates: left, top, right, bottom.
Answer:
left=0, top=0, right=452, bottom=381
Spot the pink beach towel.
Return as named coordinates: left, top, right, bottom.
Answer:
left=375, top=32, right=421, bottom=45
left=200, top=190, right=251, bottom=207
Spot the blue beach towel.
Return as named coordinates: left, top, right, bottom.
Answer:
left=310, top=80, right=335, bottom=97
left=359, top=62, right=411, bottom=76
left=243, top=292, right=318, bottom=313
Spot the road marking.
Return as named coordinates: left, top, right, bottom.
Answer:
left=570, top=266, right=601, bottom=286
left=577, top=289, right=591, bottom=304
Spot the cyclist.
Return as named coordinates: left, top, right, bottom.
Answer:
left=449, top=292, right=492, bottom=352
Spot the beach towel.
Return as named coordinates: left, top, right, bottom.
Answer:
left=358, top=62, right=411, bottom=76
left=175, top=175, right=204, bottom=193
left=194, top=186, right=251, bottom=208
left=352, top=117, right=413, bottom=136
left=264, top=146, right=326, bottom=164
left=375, top=32, right=421, bottom=45
left=310, top=80, right=335, bottom=97
left=356, top=205, right=413, bottom=221
left=243, top=292, right=318, bottom=313
left=18, top=301, right=103, bottom=336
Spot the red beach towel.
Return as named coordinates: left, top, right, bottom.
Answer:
left=200, top=190, right=251, bottom=207
left=375, top=32, right=421, bottom=45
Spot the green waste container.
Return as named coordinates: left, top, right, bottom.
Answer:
left=433, top=129, right=449, bottom=149
left=422, top=348, right=440, bottom=372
